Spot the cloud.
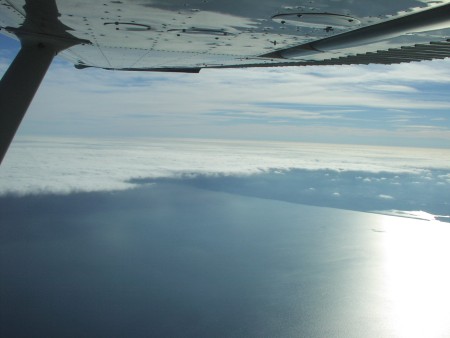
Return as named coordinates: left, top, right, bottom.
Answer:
left=439, top=173, right=450, bottom=181
left=2, top=54, right=446, bottom=147
left=378, top=194, right=394, bottom=200
left=369, top=85, right=418, bottom=93
left=2, top=137, right=450, bottom=195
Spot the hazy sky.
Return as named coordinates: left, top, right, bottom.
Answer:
left=1, top=34, right=450, bottom=148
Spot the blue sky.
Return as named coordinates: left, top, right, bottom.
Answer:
left=1, top=34, right=450, bottom=147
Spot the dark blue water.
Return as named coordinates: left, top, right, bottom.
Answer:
left=1, top=180, right=449, bottom=337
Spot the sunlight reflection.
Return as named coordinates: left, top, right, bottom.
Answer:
left=381, top=216, right=450, bottom=338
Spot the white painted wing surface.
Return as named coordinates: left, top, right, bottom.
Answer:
left=1, top=0, right=450, bottom=72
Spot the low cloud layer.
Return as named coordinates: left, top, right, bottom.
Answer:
left=2, top=137, right=450, bottom=195
left=1, top=137, right=448, bottom=221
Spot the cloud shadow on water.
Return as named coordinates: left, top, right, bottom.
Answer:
left=129, top=168, right=450, bottom=217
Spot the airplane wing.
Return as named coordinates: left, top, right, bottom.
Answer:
left=1, top=0, right=450, bottom=163
left=1, top=0, right=450, bottom=72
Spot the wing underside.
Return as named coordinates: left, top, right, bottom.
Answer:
left=1, top=0, right=450, bottom=72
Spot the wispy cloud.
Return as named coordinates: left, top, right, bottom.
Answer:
left=369, top=85, right=418, bottom=93
left=378, top=194, right=395, bottom=200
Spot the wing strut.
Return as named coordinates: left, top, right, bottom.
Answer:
left=0, top=37, right=58, bottom=164
left=262, top=3, right=450, bottom=59
left=0, top=25, right=89, bottom=164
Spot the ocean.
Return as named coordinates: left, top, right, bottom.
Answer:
left=1, top=137, right=450, bottom=337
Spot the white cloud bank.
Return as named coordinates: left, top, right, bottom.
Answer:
left=1, top=136, right=449, bottom=194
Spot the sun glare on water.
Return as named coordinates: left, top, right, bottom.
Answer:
left=381, top=216, right=450, bottom=337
